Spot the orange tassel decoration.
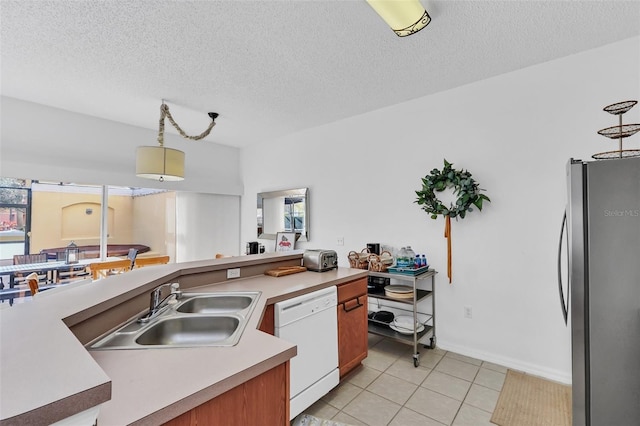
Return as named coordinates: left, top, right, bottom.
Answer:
left=444, top=215, right=452, bottom=284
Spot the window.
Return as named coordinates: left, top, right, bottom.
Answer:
left=0, top=179, right=175, bottom=262
left=0, top=178, right=31, bottom=258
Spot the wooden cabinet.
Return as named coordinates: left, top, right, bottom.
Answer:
left=163, top=361, right=289, bottom=426
left=337, top=278, right=368, bottom=378
left=259, top=304, right=275, bottom=335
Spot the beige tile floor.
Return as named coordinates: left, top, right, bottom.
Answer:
left=300, top=335, right=508, bottom=426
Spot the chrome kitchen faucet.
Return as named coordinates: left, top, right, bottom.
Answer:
left=139, top=283, right=182, bottom=323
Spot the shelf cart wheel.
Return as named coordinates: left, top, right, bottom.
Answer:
left=423, top=337, right=436, bottom=349
left=413, top=354, right=420, bottom=368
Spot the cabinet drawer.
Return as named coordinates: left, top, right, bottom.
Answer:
left=337, top=278, right=367, bottom=304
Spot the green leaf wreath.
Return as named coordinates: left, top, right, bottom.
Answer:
left=415, top=159, right=490, bottom=219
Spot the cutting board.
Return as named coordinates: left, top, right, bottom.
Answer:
left=264, top=266, right=307, bottom=277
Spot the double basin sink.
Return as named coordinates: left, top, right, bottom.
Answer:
left=87, top=291, right=261, bottom=350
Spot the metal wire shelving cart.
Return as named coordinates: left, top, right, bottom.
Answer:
left=367, top=268, right=437, bottom=367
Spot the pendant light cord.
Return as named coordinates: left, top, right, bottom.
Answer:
left=157, top=102, right=217, bottom=147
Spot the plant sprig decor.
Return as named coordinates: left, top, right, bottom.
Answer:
left=415, top=159, right=491, bottom=283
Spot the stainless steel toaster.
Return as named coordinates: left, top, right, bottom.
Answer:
left=303, top=249, right=338, bottom=272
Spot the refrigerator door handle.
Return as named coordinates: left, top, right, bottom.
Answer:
left=558, top=210, right=569, bottom=325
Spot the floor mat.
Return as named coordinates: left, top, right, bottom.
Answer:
left=491, top=369, right=571, bottom=426
left=291, top=413, right=353, bottom=426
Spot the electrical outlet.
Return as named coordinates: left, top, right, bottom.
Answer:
left=464, top=306, right=473, bottom=319
left=227, top=268, right=241, bottom=279
left=337, top=237, right=344, bottom=246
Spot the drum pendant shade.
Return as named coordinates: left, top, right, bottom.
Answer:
left=136, top=146, right=185, bottom=181
left=366, top=0, right=431, bottom=37
left=135, top=101, right=217, bottom=182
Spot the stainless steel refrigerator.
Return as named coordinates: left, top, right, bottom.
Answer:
left=558, top=157, right=640, bottom=425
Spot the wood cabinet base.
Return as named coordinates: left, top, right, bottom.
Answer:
left=163, top=362, right=289, bottom=426
left=337, top=278, right=368, bottom=378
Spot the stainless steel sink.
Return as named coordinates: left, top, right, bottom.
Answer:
left=176, top=294, right=253, bottom=314
left=136, top=316, right=240, bottom=346
left=87, top=291, right=260, bottom=350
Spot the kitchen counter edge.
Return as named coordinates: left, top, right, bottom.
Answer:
left=0, top=253, right=368, bottom=425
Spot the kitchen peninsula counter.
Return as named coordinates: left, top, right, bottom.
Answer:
left=0, top=252, right=368, bottom=425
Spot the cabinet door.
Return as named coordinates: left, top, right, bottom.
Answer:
left=163, top=362, right=289, bottom=426
left=338, top=293, right=368, bottom=378
left=259, top=304, right=275, bottom=335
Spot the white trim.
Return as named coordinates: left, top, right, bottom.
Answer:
left=31, top=182, right=165, bottom=197
left=436, top=339, right=572, bottom=384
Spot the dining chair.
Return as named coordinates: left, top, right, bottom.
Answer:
left=126, top=248, right=138, bottom=268
left=25, top=272, right=40, bottom=296
left=13, top=253, right=49, bottom=284
left=89, top=259, right=132, bottom=280
left=133, top=256, right=170, bottom=268
left=55, top=251, right=89, bottom=282
left=57, top=264, right=91, bottom=283
left=13, top=254, right=48, bottom=265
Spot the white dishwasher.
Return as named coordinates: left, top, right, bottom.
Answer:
left=275, top=286, right=339, bottom=420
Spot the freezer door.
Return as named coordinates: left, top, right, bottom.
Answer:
left=585, top=157, right=640, bottom=425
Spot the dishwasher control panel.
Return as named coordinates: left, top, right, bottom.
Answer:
left=274, top=286, right=337, bottom=327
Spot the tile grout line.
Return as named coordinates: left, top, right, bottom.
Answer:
left=379, top=347, right=450, bottom=425
left=448, top=361, right=482, bottom=425
left=382, top=345, right=498, bottom=424
left=318, top=339, right=506, bottom=426
left=328, top=349, right=444, bottom=425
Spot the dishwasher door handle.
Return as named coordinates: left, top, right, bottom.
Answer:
left=342, top=297, right=364, bottom=313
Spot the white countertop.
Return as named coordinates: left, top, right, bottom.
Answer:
left=0, top=254, right=367, bottom=425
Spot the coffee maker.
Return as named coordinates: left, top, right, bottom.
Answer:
left=246, top=242, right=265, bottom=254
left=366, top=243, right=380, bottom=255
left=246, top=242, right=259, bottom=255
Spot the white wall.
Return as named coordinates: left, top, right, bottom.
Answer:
left=241, top=37, right=640, bottom=383
left=0, top=97, right=243, bottom=196
left=175, top=192, right=241, bottom=262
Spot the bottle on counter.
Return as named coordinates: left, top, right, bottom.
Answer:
left=421, top=254, right=427, bottom=267
left=397, top=246, right=415, bottom=269
left=414, top=255, right=421, bottom=269
left=406, top=246, right=416, bottom=264
left=396, top=247, right=411, bottom=268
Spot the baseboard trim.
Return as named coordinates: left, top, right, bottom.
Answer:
left=435, top=339, right=572, bottom=385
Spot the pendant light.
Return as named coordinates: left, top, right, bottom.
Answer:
left=366, top=0, right=431, bottom=37
left=136, top=101, right=218, bottom=182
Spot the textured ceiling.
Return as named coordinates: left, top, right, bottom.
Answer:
left=1, top=0, right=639, bottom=148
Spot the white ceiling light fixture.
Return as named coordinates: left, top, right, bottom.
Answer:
left=366, top=0, right=431, bottom=37
left=136, top=101, right=218, bottom=182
